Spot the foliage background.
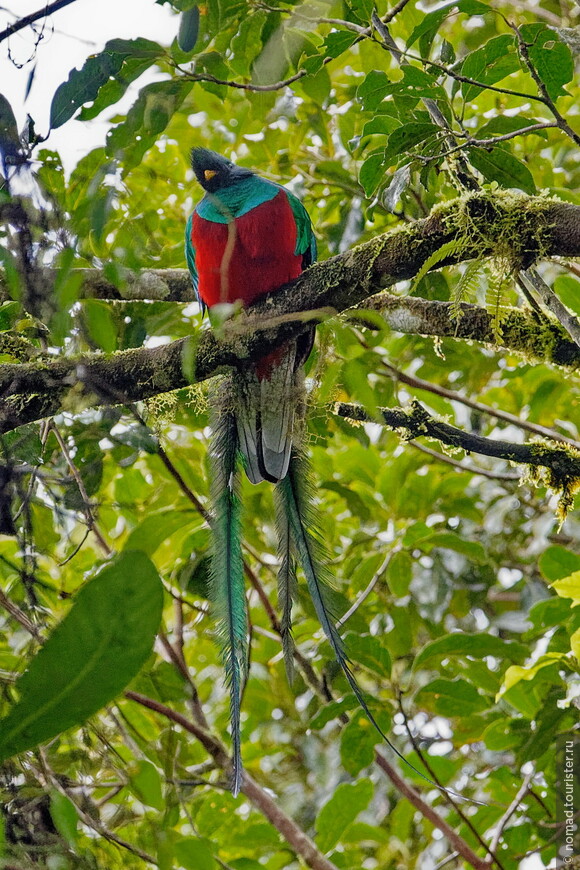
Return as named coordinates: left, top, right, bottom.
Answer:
left=0, top=0, right=580, bottom=868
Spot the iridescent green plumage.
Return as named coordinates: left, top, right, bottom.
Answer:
left=209, top=385, right=247, bottom=796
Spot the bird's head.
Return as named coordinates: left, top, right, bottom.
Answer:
left=190, top=148, right=253, bottom=193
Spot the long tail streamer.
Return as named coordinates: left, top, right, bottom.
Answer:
left=209, top=395, right=247, bottom=797
left=277, top=451, right=485, bottom=804
left=274, top=487, right=298, bottom=684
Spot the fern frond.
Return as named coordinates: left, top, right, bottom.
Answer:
left=410, top=238, right=465, bottom=294
left=209, top=390, right=247, bottom=797
left=450, top=258, right=485, bottom=324
left=485, top=264, right=508, bottom=341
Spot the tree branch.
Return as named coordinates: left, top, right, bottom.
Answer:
left=0, top=0, right=81, bottom=45
left=374, top=752, right=489, bottom=870
left=1, top=194, right=579, bottom=434
left=125, top=691, right=340, bottom=870
left=334, top=400, right=580, bottom=511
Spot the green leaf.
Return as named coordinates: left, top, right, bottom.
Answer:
left=324, top=30, right=359, bottom=58
left=476, top=115, right=550, bottom=141
left=49, top=791, right=78, bottom=846
left=539, top=545, right=580, bottom=582
left=125, top=509, right=203, bottom=556
left=468, top=146, right=536, bottom=195
left=415, top=678, right=488, bottom=716
left=81, top=299, right=118, bottom=352
left=359, top=151, right=386, bottom=197
left=51, top=39, right=164, bottom=129
left=106, top=80, right=192, bottom=171
left=498, top=655, right=566, bottom=697
left=129, top=759, right=164, bottom=810
left=407, top=0, right=489, bottom=55
left=230, top=14, right=266, bottom=76
left=357, top=71, right=391, bottom=112
left=309, top=696, right=360, bottom=729
left=0, top=551, right=163, bottom=763
left=414, top=633, right=528, bottom=669
left=301, top=66, right=331, bottom=106
left=178, top=6, right=200, bottom=52
left=520, top=23, right=574, bottom=101
left=551, top=572, right=580, bottom=606
left=526, top=597, right=571, bottom=634
left=345, top=632, right=391, bottom=676
left=461, top=35, right=520, bottom=102
left=50, top=53, right=123, bottom=129
left=385, top=122, right=439, bottom=163
left=386, top=550, right=413, bottom=597
left=316, top=779, right=373, bottom=852
left=340, top=716, right=377, bottom=776
left=553, top=276, right=580, bottom=317
left=174, top=838, right=216, bottom=870
left=0, top=301, right=21, bottom=331
left=417, top=531, right=487, bottom=563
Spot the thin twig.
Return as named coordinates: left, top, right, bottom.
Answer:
left=125, top=692, right=340, bottom=870
left=420, top=124, right=559, bottom=163
left=0, top=585, right=39, bottom=636
left=381, top=360, right=580, bottom=449
left=158, top=630, right=210, bottom=730
left=511, top=21, right=580, bottom=148
left=0, top=0, right=81, bottom=44
left=409, top=441, right=520, bottom=481
left=154, top=441, right=211, bottom=522
left=487, top=771, right=535, bottom=860
left=47, top=421, right=112, bottom=555
left=336, top=550, right=393, bottom=627
left=397, top=696, right=505, bottom=869
left=35, top=749, right=156, bottom=865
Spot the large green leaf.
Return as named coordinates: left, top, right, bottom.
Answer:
left=106, top=79, right=192, bottom=171
left=520, top=23, right=573, bottom=101
left=461, top=35, right=520, bottom=102
left=357, top=71, right=391, bottom=112
left=415, top=678, right=488, bottom=716
left=539, top=545, right=580, bottom=582
left=316, top=779, right=373, bottom=853
left=50, top=39, right=164, bottom=129
left=407, top=0, right=489, bottom=55
left=345, top=632, right=391, bottom=677
left=0, top=551, right=163, bottom=762
left=414, top=633, right=528, bottom=669
left=469, top=146, right=536, bottom=194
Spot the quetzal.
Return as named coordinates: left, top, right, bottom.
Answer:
left=186, top=147, right=316, bottom=484
left=185, top=149, right=425, bottom=798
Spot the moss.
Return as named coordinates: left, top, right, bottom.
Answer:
left=432, top=189, right=554, bottom=270
left=0, top=333, right=39, bottom=362
left=525, top=442, right=580, bottom=523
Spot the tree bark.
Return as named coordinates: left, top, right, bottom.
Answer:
left=1, top=193, right=579, bottom=434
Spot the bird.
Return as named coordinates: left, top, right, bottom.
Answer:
left=185, top=149, right=442, bottom=801
left=186, top=147, right=316, bottom=485
left=185, top=147, right=319, bottom=794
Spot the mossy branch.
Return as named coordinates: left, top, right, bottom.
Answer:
left=1, top=193, right=580, bottom=434
left=334, top=400, right=580, bottom=519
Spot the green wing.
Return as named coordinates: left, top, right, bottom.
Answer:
left=285, top=190, right=317, bottom=266
left=185, top=213, right=204, bottom=311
